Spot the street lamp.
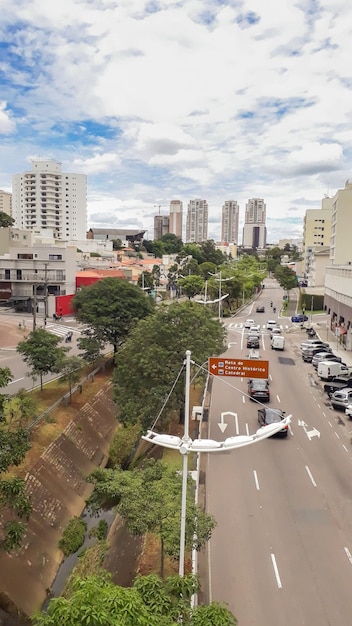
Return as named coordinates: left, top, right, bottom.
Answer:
left=142, top=350, right=292, bottom=576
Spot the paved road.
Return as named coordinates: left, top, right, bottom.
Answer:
left=205, top=281, right=352, bottom=625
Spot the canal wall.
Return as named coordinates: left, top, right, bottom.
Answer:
left=0, top=382, right=117, bottom=618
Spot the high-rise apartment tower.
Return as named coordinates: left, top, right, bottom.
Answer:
left=0, top=190, right=12, bottom=216
left=169, top=200, right=183, bottom=239
left=12, top=159, right=87, bottom=240
left=242, top=198, right=266, bottom=249
left=186, top=199, right=208, bottom=243
left=221, top=200, right=239, bottom=244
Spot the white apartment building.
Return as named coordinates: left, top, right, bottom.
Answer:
left=221, top=200, right=239, bottom=244
left=169, top=200, right=183, bottom=239
left=186, top=199, right=208, bottom=243
left=242, top=198, right=266, bottom=248
left=329, top=181, right=352, bottom=265
left=0, top=190, right=12, bottom=216
left=12, top=159, right=87, bottom=241
left=302, top=199, right=332, bottom=276
left=0, top=227, right=77, bottom=314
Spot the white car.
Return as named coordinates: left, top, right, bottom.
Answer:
left=266, top=320, right=276, bottom=330
left=244, top=319, right=255, bottom=329
left=346, top=404, right=352, bottom=419
left=249, top=325, right=261, bottom=335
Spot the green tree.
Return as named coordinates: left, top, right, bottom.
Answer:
left=33, top=570, right=237, bottom=626
left=137, top=271, right=154, bottom=291
left=0, top=211, right=15, bottom=227
left=159, top=233, right=183, bottom=254
left=113, top=301, right=225, bottom=429
left=17, top=328, right=67, bottom=391
left=77, top=330, right=104, bottom=364
left=2, top=388, right=37, bottom=428
left=59, top=356, right=83, bottom=401
left=178, top=275, right=204, bottom=300
left=72, top=277, right=154, bottom=354
left=0, top=366, right=13, bottom=416
left=275, top=265, right=298, bottom=294
left=88, top=460, right=216, bottom=579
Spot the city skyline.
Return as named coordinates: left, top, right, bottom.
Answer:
left=1, top=2, right=352, bottom=243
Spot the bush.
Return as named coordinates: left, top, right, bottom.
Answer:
left=59, top=517, right=87, bottom=557
left=89, top=519, right=108, bottom=540
left=109, top=423, right=142, bottom=468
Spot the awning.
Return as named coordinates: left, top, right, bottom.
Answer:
left=9, top=296, right=31, bottom=301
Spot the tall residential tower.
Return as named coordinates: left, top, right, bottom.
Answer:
left=186, top=199, right=208, bottom=243
left=221, top=200, right=239, bottom=243
left=169, top=200, right=183, bottom=239
left=242, top=198, right=266, bottom=249
left=12, top=159, right=87, bottom=240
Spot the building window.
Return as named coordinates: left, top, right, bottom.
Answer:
left=17, top=253, right=33, bottom=260
left=16, top=269, right=22, bottom=280
left=5, top=269, right=10, bottom=280
left=49, top=254, right=62, bottom=261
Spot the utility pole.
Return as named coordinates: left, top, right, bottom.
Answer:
left=32, top=284, right=37, bottom=331
left=44, top=263, right=48, bottom=327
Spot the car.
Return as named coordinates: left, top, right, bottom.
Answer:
left=311, top=352, right=342, bottom=369
left=330, top=389, right=352, bottom=410
left=301, top=346, right=333, bottom=362
left=247, top=335, right=260, bottom=349
left=270, top=327, right=282, bottom=338
left=257, top=407, right=288, bottom=437
left=249, top=325, right=261, bottom=335
left=291, top=314, right=309, bottom=323
left=256, top=305, right=265, bottom=313
left=300, top=340, right=330, bottom=352
left=266, top=320, right=277, bottom=330
left=346, top=404, right=352, bottom=419
left=248, top=378, right=270, bottom=401
left=244, top=319, right=255, bottom=329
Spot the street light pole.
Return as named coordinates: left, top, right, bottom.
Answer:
left=218, top=271, right=222, bottom=320
left=179, top=349, right=192, bottom=577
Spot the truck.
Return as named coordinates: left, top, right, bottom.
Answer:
left=323, top=375, right=352, bottom=397
left=271, top=335, right=285, bottom=350
left=318, top=361, right=352, bottom=382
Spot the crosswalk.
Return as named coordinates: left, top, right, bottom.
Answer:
left=45, top=323, right=83, bottom=339
left=228, top=323, right=290, bottom=331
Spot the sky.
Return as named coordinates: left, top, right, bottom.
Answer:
left=1, top=0, right=352, bottom=243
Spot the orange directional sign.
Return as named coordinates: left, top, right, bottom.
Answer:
left=209, top=357, right=269, bottom=379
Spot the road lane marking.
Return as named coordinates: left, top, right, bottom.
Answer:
left=242, top=395, right=245, bottom=403
left=305, top=465, right=317, bottom=487
left=328, top=421, right=332, bottom=427
left=253, top=470, right=260, bottom=490
left=322, top=412, right=326, bottom=418
left=245, top=423, right=249, bottom=436
left=344, top=547, right=352, bottom=566
left=289, top=425, right=294, bottom=436
left=276, top=395, right=281, bottom=403
left=343, top=444, right=348, bottom=452
left=234, top=413, right=239, bottom=434
left=8, top=377, right=25, bottom=385
left=335, top=432, right=340, bottom=439
left=271, top=553, right=282, bottom=588
left=269, top=374, right=272, bottom=381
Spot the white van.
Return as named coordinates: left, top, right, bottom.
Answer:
left=317, top=361, right=351, bottom=381
left=271, top=335, right=285, bottom=350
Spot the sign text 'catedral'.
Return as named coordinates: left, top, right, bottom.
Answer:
left=209, top=357, right=269, bottom=379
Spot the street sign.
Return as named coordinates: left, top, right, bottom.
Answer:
left=209, top=357, right=269, bottom=379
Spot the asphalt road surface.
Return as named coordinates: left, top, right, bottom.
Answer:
left=205, top=282, right=352, bottom=625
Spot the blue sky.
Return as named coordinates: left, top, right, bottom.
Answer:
left=0, top=0, right=351, bottom=242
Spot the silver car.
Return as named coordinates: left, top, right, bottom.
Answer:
left=331, top=389, right=352, bottom=411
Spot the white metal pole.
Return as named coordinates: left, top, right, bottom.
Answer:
left=218, top=272, right=222, bottom=320
left=179, top=349, right=191, bottom=577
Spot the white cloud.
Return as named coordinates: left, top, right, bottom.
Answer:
left=2, top=0, right=352, bottom=242
left=0, top=102, right=15, bottom=134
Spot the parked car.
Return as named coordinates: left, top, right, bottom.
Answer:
left=257, top=407, right=288, bottom=437
left=302, top=346, right=333, bottom=362
left=312, top=352, right=342, bottom=369
left=300, top=340, right=330, bottom=353
left=330, top=389, right=352, bottom=411
left=244, top=319, right=255, bottom=329
left=256, top=305, right=265, bottom=313
left=266, top=320, right=277, bottom=330
left=291, top=314, right=309, bottom=323
left=345, top=404, right=352, bottom=419
left=324, top=376, right=352, bottom=398
left=247, top=335, right=260, bottom=349
left=317, top=361, right=351, bottom=380
left=248, top=378, right=270, bottom=402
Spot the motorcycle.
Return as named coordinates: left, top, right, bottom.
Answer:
left=306, top=328, right=316, bottom=337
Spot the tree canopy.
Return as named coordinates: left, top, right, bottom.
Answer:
left=17, top=328, right=68, bottom=390
left=112, top=301, right=226, bottom=428
left=72, top=277, right=154, bottom=353
left=32, top=571, right=237, bottom=626
left=88, top=460, right=216, bottom=578
left=0, top=211, right=15, bottom=228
